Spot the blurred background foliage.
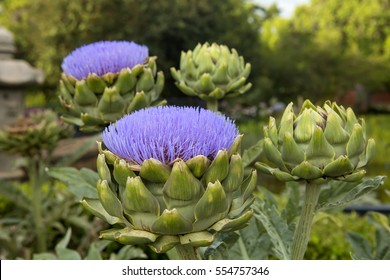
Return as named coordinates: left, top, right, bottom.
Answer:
left=1, top=0, right=389, bottom=107
left=0, top=0, right=389, bottom=259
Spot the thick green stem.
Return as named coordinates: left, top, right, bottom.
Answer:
left=291, top=183, right=322, bottom=260
left=175, top=245, right=202, bottom=260
left=206, top=99, right=218, bottom=112
left=29, top=158, right=47, bottom=253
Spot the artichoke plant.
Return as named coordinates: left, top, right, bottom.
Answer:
left=82, top=106, right=256, bottom=256
left=170, top=42, right=251, bottom=110
left=0, top=108, right=74, bottom=157
left=256, top=100, right=375, bottom=183
left=58, top=41, right=165, bottom=132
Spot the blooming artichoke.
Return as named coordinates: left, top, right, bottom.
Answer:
left=170, top=42, right=252, bottom=102
left=82, top=106, right=256, bottom=253
left=0, top=109, right=74, bottom=157
left=255, top=100, right=375, bottom=183
left=58, top=41, right=165, bottom=132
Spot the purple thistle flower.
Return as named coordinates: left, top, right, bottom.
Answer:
left=102, top=106, right=239, bottom=164
left=61, top=41, right=149, bottom=80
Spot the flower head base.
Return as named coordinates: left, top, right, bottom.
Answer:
left=57, top=40, right=165, bottom=132
left=171, top=42, right=252, bottom=101
left=256, top=100, right=375, bottom=183
left=102, top=106, right=239, bottom=164
left=83, top=107, right=256, bottom=253
left=61, top=41, right=149, bottom=80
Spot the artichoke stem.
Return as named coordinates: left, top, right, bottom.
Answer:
left=29, top=158, right=47, bottom=253
left=291, top=182, right=322, bottom=260
left=175, top=244, right=202, bottom=260
left=206, top=99, right=218, bottom=112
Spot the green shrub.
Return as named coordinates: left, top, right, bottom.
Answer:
left=306, top=211, right=375, bottom=259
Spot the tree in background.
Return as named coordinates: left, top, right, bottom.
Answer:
left=258, top=0, right=390, bottom=104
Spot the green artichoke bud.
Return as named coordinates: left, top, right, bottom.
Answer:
left=82, top=107, right=256, bottom=253
left=58, top=41, right=166, bottom=132
left=0, top=109, right=74, bottom=157
left=170, top=42, right=252, bottom=101
left=256, top=100, right=375, bottom=183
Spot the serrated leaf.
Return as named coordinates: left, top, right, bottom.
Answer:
left=228, top=218, right=272, bottom=260
left=46, top=167, right=99, bottom=199
left=348, top=212, right=390, bottom=260
left=253, top=192, right=293, bottom=260
left=317, top=176, right=386, bottom=211
left=204, top=232, right=239, bottom=260
left=366, top=212, right=390, bottom=260
left=375, top=228, right=390, bottom=260
left=242, top=140, right=263, bottom=168
left=347, top=232, right=374, bottom=260
left=282, top=183, right=302, bottom=224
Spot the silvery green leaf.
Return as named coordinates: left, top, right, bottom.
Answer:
left=316, top=176, right=386, bottom=211
left=347, top=232, right=374, bottom=260
left=281, top=183, right=302, bottom=224
left=203, top=232, right=239, bottom=260
left=253, top=192, right=293, bottom=260
left=46, top=167, right=99, bottom=199
left=368, top=212, right=390, bottom=260
left=230, top=219, right=272, bottom=260
left=375, top=227, right=390, bottom=259
left=347, top=212, right=390, bottom=260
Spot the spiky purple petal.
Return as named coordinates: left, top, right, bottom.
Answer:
left=102, top=106, right=239, bottom=164
left=61, top=41, right=148, bottom=80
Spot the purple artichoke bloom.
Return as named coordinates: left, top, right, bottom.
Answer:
left=61, top=41, right=149, bottom=80
left=102, top=106, right=239, bottom=164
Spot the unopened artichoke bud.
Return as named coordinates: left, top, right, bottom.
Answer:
left=170, top=42, right=252, bottom=101
left=58, top=41, right=166, bottom=132
left=82, top=106, right=256, bottom=253
left=256, top=100, right=375, bottom=184
left=0, top=108, right=74, bottom=157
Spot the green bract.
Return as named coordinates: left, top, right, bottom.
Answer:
left=82, top=136, right=256, bottom=253
left=256, top=100, right=375, bottom=184
left=58, top=57, right=165, bottom=132
left=170, top=42, right=252, bottom=101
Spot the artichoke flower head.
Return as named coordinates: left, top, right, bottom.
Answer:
left=84, top=106, right=256, bottom=253
left=171, top=42, right=252, bottom=101
left=58, top=41, right=165, bottom=132
left=256, top=100, right=375, bottom=184
left=0, top=109, right=74, bottom=157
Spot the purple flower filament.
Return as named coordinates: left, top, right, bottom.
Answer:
left=61, top=41, right=149, bottom=80
left=102, top=106, right=239, bottom=164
